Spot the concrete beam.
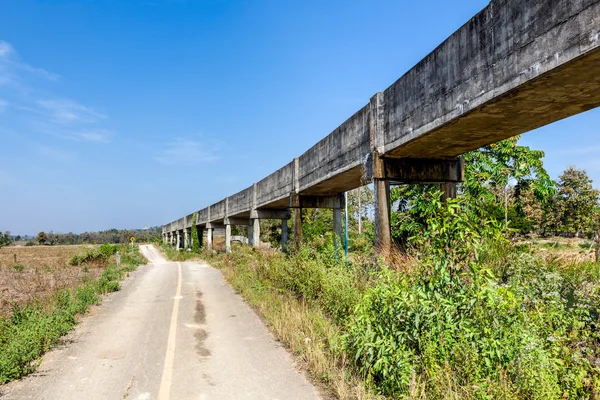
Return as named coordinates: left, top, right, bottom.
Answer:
left=250, top=209, right=291, bottom=220
left=289, top=194, right=345, bottom=209
left=224, top=217, right=250, bottom=226
left=366, top=156, right=464, bottom=183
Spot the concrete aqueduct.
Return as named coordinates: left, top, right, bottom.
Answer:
left=164, top=0, right=600, bottom=255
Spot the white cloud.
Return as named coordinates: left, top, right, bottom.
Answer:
left=59, top=129, right=114, bottom=143
left=0, top=40, right=113, bottom=143
left=0, top=40, right=59, bottom=88
left=37, top=99, right=106, bottom=124
left=0, top=41, right=13, bottom=57
left=155, top=138, right=220, bottom=166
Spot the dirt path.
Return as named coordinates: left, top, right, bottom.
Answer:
left=1, top=245, right=321, bottom=400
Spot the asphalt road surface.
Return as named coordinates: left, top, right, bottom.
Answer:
left=1, top=245, right=321, bottom=400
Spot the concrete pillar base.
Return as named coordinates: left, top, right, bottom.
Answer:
left=333, top=208, right=342, bottom=251
left=225, top=224, right=231, bottom=253
left=293, top=208, right=302, bottom=247
left=281, top=219, right=288, bottom=251
left=207, top=228, right=213, bottom=251
left=249, top=219, right=260, bottom=247
left=374, top=179, right=391, bottom=258
left=440, top=182, right=458, bottom=201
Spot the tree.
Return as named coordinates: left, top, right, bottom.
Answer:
left=0, top=231, right=11, bottom=248
left=390, top=136, right=554, bottom=243
left=347, top=186, right=374, bottom=234
left=548, top=167, right=599, bottom=236
left=36, top=231, right=48, bottom=245
left=463, top=135, right=554, bottom=232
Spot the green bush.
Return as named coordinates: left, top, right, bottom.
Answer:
left=206, top=198, right=600, bottom=398
left=342, top=201, right=600, bottom=398
left=69, top=244, right=118, bottom=266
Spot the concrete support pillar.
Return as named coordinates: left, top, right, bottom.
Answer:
left=333, top=208, right=342, bottom=250
left=293, top=208, right=302, bottom=246
left=176, top=231, right=181, bottom=250
left=249, top=219, right=260, bottom=247
left=225, top=224, right=231, bottom=253
left=281, top=219, right=288, bottom=251
left=170, top=233, right=174, bottom=246
left=184, top=229, right=190, bottom=250
left=248, top=221, right=253, bottom=246
left=374, top=179, right=391, bottom=258
left=440, top=182, right=458, bottom=201
left=207, top=228, right=213, bottom=250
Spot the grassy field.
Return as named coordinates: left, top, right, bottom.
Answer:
left=0, top=244, right=146, bottom=383
left=0, top=245, right=105, bottom=316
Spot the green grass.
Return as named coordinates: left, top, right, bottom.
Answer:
left=0, top=245, right=145, bottom=384
left=159, top=243, right=204, bottom=261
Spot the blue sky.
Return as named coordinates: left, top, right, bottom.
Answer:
left=1, top=0, right=599, bottom=235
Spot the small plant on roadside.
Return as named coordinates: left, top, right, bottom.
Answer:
left=11, top=264, right=24, bottom=272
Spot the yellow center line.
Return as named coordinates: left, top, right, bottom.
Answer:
left=158, top=262, right=182, bottom=400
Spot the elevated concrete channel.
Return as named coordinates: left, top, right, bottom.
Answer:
left=164, top=0, right=600, bottom=255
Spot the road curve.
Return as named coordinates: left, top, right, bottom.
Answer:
left=1, top=245, right=321, bottom=400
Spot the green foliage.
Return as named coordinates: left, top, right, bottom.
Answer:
left=11, top=264, right=24, bottom=272
left=391, top=136, right=556, bottom=239
left=191, top=212, right=201, bottom=253
left=0, top=231, right=12, bottom=248
left=0, top=245, right=144, bottom=384
left=69, top=243, right=119, bottom=266
left=160, top=243, right=199, bottom=261
left=343, top=203, right=600, bottom=398
left=36, top=231, right=47, bottom=245
left=546, top=167, right=600, bottom=235
left=209, top=191, right=600, bottom=398
left=28, top=228, right=162, bottom=246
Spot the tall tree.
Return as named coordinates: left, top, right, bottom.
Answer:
left=548, top=167, right=599, bottom=236
left=463, top=135, right=554, bottom=230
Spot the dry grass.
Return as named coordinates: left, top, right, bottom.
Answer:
left=0, top=245, right=103, bottom=316
left=521, top=236, right=596, bottom=264
left=212, top=250, right=384, bottom=400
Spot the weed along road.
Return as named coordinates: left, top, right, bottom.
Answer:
left=1, top=245, right=321, bottom=400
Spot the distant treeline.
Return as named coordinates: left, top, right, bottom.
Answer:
left=0, top=228, right=162, bottom=247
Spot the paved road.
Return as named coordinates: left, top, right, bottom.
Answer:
left=1, top=245, right=321, bottom=400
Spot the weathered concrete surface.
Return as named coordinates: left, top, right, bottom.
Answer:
left=383, top=0, right=600, bottom=158
left=165, top=0, right=600, bottom=237
left=0, top=246, right=321, bottom=400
